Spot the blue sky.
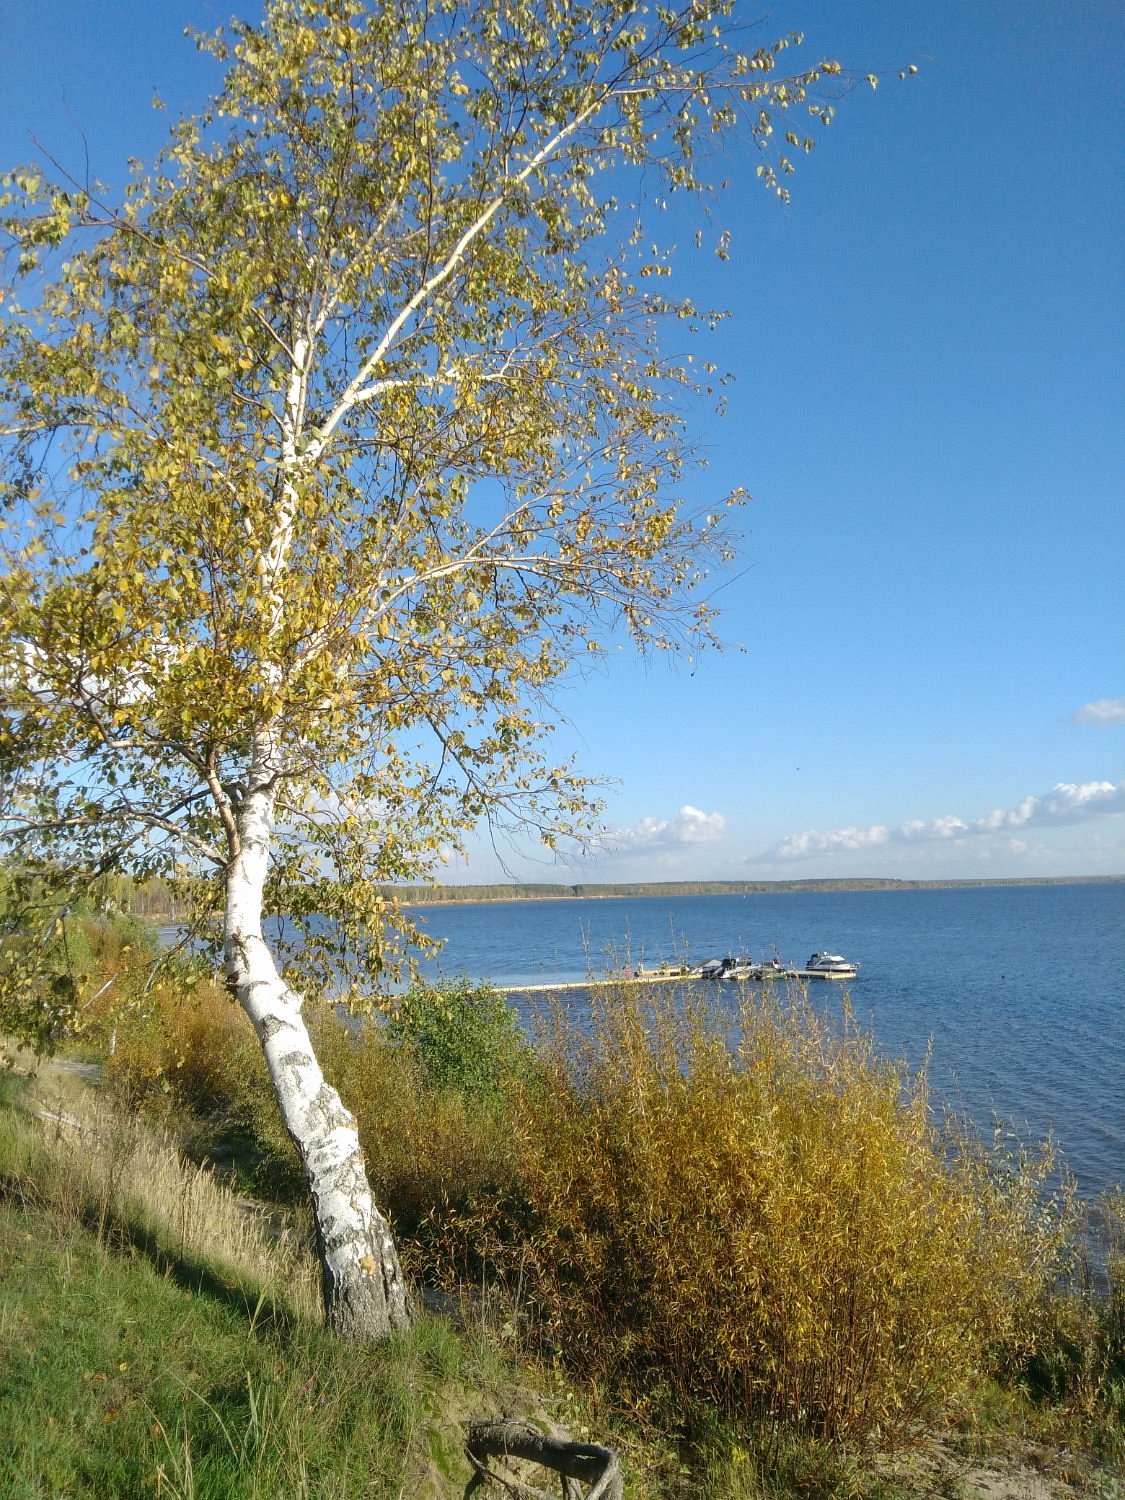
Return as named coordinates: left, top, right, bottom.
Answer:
left=2, top=0, right=1121, bottom=883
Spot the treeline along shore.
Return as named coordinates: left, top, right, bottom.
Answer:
left=12, top=870, right=1118, bottom=923
left=67, top=872, right=1124, bottom=919
left=389, top=874, right=1123, bottom=906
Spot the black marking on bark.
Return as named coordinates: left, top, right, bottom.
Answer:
left=314, top=1083, right=352, bottom=1130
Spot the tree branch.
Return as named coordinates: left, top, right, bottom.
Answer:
left=315, top=93, right=606, bottom=452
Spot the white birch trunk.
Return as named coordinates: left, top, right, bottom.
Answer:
left=223, top=735, right=411, bottom=1340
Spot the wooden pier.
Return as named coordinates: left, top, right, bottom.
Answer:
left=498, top=965, right=856, bottom=996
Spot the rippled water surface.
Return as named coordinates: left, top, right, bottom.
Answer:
left=408, top=883, right=1124, bottom=1201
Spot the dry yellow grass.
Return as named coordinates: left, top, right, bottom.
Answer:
left=12, top=1055, right=320, bottom=1322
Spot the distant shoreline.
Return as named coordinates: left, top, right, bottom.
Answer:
left=130, top=874, right=1123, bottom=922
left=394, top=874, right=1124, bottom=908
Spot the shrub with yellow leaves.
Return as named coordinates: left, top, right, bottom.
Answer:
left=463, top=981, right=1075, bottom=1445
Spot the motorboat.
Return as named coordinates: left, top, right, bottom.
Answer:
left=805, top=952, right=858, bottom=979
left=701, top=956, right=744, bottom=980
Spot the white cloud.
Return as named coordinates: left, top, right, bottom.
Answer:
left=1027, top=781, right=1125, bottom=821
left=773, top=824, right=888, bottom=857
left=770, top=780, right=1125, bottom=860
left=1074, top=698, right=1125, bottom=726
left=608, top=803, right=726, bottom=853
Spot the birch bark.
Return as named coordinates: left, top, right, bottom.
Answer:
left=223, top=732, right=411, bottom=1339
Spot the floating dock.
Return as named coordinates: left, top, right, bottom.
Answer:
left=498, top=965, right=856, bottom=996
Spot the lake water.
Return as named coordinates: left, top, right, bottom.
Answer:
left=405, top=883, right=1124, bottom=1203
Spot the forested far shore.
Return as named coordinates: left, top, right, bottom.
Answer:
left=388, top=874, right=1124, bottom=905
left=5, top=869, right=1119, bottom=925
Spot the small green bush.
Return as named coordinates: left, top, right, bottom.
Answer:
left=383, top=977, right=533, bottom=1105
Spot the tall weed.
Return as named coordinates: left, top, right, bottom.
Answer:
left=105, top=975, right=305, bottom=1197
left=308, top=998, right=524, bottom=1250
left=1016, top=1189, right=1125, bottom=1461
left=0, top=1069, right=320, bottom=1321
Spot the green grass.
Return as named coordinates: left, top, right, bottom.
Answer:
left=0, top=1191, right=511, bottom=1499
left=0, top=1068, right=513, bottom=1500
left=0, top=1192, right=923, bottom=1500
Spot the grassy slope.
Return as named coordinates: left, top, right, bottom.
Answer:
left=0, top=1066, right=520, bottom=1500
left=0, top=1203, right=505, bottom=1499
left=2, top=1055, right=1120, bottom=1500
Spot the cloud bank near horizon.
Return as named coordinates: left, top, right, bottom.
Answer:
left=766, top=780, right=1125, bottom=861
left=605, top=803, right=727, bottom=854
left=1074, top=697, right=1125, bottom=726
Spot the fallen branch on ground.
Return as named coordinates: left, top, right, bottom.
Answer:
left=465, top=1419, right=623, bottom=1500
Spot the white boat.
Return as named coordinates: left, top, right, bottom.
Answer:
left=805, top=952, right=858, bottom=978
left=700, top=956, right=752, bottom=981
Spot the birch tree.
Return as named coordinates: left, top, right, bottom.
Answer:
left=1, top=0, right=856, bottom=1339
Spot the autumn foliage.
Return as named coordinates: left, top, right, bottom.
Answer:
left=97, top=963, right=1083, bottom=1446
left=491, top=983, right=1075, bottom=1442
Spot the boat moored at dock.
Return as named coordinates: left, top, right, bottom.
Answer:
left=804, top=952, right=859, bottom=979
left=696, top=952, right=858, bottom=981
